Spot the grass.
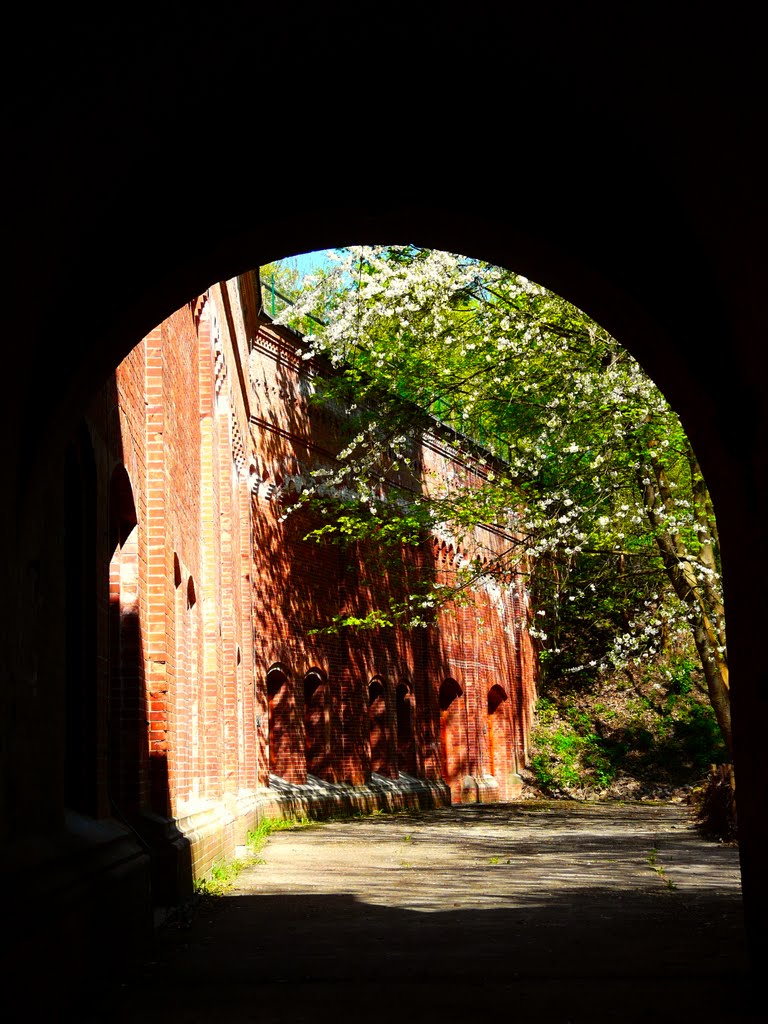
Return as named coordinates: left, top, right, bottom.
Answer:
left=193, top=815, right=313, bottom=896
left=246, top=814, right=314, bottom=857
left=190, top=804, right=407, bottom=904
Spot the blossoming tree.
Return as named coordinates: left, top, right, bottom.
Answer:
left=270, top=246, right=730, bottom=755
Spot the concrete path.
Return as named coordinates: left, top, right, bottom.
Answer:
left=84, top=802, right=758, bottom=1023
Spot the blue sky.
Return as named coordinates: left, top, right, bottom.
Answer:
left=280, top=249, right=334, bottom=279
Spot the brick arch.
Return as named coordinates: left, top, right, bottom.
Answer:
left=191, top=292, right=208, bottom=332
left=303, top=668, right=330, bottom=781
left=438, top=678, right=468, bottom=803
left=266, top=664, right=303, bottom=783
left=488, top=683, right=508, bottom=714
left=172, top=553, right=189, bottom=803
left=367, top=676, right=393, bottom=777
left=181, top=573, right=202, bottom=803
left=395, top=680, right=417, bottom=776
left=487, top=684, right=510, bottom=791
left=5, top=11, right=768, bottom=978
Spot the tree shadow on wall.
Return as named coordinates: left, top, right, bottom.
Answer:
left=249, top=342, right=445, bottom=790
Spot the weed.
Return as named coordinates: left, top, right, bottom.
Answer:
left=193, top=857, right=245, bottom=896
left=488, top=855, right=500, bottom=865
left=246, top=814, right=313, bottom=857
left=646, top=846, right=677, bottom=890
left=192, top=814, right=313, bottom=896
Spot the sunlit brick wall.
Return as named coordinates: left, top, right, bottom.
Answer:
left=247, top=309, right=539, bottom=801
left=92, top=269, right=538, bottom=843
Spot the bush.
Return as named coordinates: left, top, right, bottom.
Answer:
left=525, top=654, right=727, bottom=800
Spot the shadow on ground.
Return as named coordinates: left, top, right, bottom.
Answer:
left=71, top=803, right=757, bottom=1023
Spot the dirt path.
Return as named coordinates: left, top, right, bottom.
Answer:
left=86, top=802, right=757, bottom=1023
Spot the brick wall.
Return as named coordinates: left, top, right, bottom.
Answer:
left=78, top=268, right=538, bottom=898
left=245, top=293, right=539, bottom=804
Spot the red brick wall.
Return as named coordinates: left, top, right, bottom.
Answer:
left=80, top=270, right=538, bottom=891
left=246, top=306, right=539, bottom=801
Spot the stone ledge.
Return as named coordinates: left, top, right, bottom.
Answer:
left=460, top=774, right=500, bottom=804
left=252, top=772, right=452, bottom=822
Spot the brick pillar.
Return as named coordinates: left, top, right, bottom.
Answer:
left=239, top=475, right=258, bottom=790
left=198, top=315, right=222, bottom=799
left=143, top=325, right=169, bottom=814
left=172, top=555, right=191, bottom=805
left=252, top=492, right=271, bottom=787
left=217, top=405, right=238, bottom=795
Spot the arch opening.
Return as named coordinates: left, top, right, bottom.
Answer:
left=395, top=682, right=417, bottom=776
left=368, top=677, right=392, bottom=777
left=267, top=244, right=730, bottom=796
left=304, top=669, right=329, bottom=780
left=438, top=678, right=468, bottom=802
left=5, top=16, right=767, bottom=984
left=486, top=684, right=510, bottom=788
left=267, top=665, right=304, bottom=783
left=36, top=230, right=741, bottom=971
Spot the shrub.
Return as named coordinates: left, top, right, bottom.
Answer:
left=526, top=653, right=727, bottom=799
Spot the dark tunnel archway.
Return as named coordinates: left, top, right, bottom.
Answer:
left=24, top=216, right=766, bottom=971
left=4, top=9, right=768, bottom=978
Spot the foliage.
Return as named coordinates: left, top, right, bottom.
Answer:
left=528, top=698, right=616, bottom=793
left=260, top=258, right=301, bottom=317
left=525, top=652, right=727, bottom=798
left=268, top=245, right=730, bottom=753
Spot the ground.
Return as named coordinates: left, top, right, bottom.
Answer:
left=73, top=801, right=757, bottom=1024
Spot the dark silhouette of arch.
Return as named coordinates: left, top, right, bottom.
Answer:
left=5, top=9, right=768, bottom=980
left=107, top=465, right=142, bottom=817
left=64, top=424, right=98, bottom=815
